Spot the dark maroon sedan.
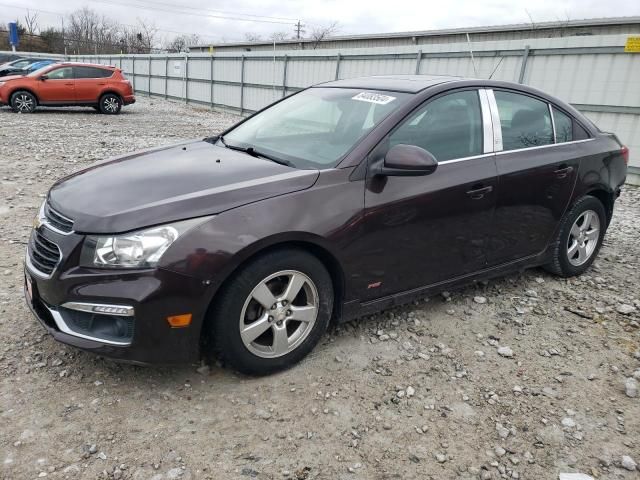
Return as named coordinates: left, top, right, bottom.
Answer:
left=25, top=75, right=628, bottom=375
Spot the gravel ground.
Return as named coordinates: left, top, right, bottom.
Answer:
left=1, top=98, right=639, bottom=480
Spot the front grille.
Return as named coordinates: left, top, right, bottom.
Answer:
left=44, top=202, right=74, bottom=233
left=29, top=229, right=62, bottom=276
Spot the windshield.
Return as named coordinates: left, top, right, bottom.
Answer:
left=6, top=59, right=31, bottom=69
left=222, top=87, right=411, bottom=169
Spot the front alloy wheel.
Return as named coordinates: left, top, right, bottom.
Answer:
left=11, top=91, right=37, bottom=113
left=240, top=270, right=319, bottom=358
left=210, top=249, right=333, bottom=375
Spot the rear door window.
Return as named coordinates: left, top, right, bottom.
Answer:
left=552, top=107, right=574, bottom=143
left=494, top=91, right=553, bottom=151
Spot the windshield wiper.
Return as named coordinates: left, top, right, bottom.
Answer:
left=218, top=136, right=294, bottom=168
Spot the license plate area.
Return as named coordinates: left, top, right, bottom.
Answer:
left=25, top=274, right=35, bottom=303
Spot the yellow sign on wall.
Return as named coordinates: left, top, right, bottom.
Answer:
left=625, top=36, right=640, bottom=52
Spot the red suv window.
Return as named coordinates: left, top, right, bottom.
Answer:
left=73, top=66, right=114, bottom=79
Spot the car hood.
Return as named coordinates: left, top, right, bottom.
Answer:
left=0, top=74, right=22, bottom=81
left=48, top=140, right=320, bottom=233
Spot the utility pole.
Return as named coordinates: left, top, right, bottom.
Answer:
left=294, top=20, right=305, bottom=40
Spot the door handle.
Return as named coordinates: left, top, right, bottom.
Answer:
left=64, top=83, right=73, bottom=86
left=554, top=165, right=574, bottom=179
left=97, top=83, right=106, bottom=86
left=466, top=185, right=493, bottom=200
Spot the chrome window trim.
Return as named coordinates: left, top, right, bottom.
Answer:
left=485, top=89, right=503, bottom=152
left=478, top=89, right=494, bottom=154
left=438, top=152, right=495, bottom=165
left=62, top=301, right=135, bottom=317
left=494, top=138, right=595, bottom=156
left=48, top=306, right=132, bottom=346
left=549, top=103, right=557, bottom=143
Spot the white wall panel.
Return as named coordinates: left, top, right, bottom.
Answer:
left=187, top=81, right=210, bottom=103
left=68, top=33, right=640, bottom=170
left=584, top=111, right=640, bottom=168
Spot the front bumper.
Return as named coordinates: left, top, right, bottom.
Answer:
left=24, top=226, right=211, bottom=364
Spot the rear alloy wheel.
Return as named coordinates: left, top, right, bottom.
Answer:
left=10, top=91, right=37, bottom=113
left=210, top=249, right=333, bottom=375
left=566, top=210, right=600, bottom=267
left=544, top=195, right=607, bottom=277
left=99, top=94, right=122, bottom=114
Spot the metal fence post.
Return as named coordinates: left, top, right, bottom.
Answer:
left=132, top=56, right=136, bottom=93
left=240, top=55, right=245, bottom=115
left=415, top=49, right=422, bottom=74
left=148, top=56, right=152, bottom=96
left=335, top=53, right=341, bottom=80
left=164, top=56, right=169, bottom=99
left=210, top=55, right=214, bottom=109
left=518, top=45, right=530, bottom=84
left=282, top=54, right=288, bottom=98
left=184, top=54, right=189, bottom=104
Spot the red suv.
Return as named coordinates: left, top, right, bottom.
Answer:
left=0, top=62, right=135, bottom=114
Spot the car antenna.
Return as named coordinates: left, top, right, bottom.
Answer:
left=488, top=57, right=505, bottom=80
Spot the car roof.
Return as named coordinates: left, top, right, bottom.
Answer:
left=55, top=62, right=116, bottom=69
left=317, top=74, right=465, bottom=93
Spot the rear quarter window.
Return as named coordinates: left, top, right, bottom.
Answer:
left=74, top=66, right=114, bottom=79
left=552, top=108, right=573, bottom=143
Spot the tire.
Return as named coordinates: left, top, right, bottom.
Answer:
left=544, top=195, right=607, bottom=277
left=99, top=93, right=122, bottom=114
left=10, top=91, right=37, bottom=113
left=209, top=249, right=334, bottom=375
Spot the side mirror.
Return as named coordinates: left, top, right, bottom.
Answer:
left=39, top=74, right=48, bottom=81
left=374, top=144, right=438, bottom=177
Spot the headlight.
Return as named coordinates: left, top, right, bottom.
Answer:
left=81, top=217, right=210, bottom=269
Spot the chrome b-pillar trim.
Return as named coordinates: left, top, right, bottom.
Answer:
left=478, top=89, right=494, bottom=154
left=485, top=89, right=503, bottom=152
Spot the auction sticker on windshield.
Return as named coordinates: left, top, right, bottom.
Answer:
left=352, top=92, right=396, bottom=105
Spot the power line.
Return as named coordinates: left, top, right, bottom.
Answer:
left=88, top=0, right=298, bottom=22
left=88, top=0, right=296, bottom=25
left=0, top=2, right=238, bottom=41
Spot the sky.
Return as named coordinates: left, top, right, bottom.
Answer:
left=1, top=0, right=640, bottom=45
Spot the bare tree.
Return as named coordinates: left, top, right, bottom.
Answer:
left=308, top=21, right=339, bottom=49
left=117, top=19, right=158, bottom=53
left=165, top=34, right=201, bottom=53
left=24, top=10, right=39, bottom=36
left=269, top=31, right=289, bottom=42
left=67, top=7, right=120, bottom=54
left=135, top=19, right=158, bottom=52
left=244, top=33, right=263, bottom=43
